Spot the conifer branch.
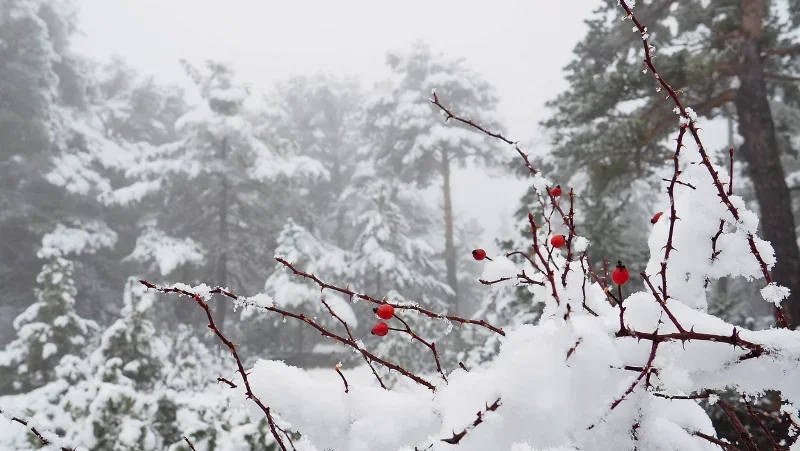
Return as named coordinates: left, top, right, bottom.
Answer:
left=0, top=407, right=78, bottom=451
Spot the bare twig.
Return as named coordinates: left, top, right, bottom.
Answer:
left=141, top=281, right=433, bottom=391
left=334, top=363, right=349, bottom=394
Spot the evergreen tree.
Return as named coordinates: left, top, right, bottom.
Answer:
left=247, top=218, right=355, bottom=366
left=115, top=61, right=326, bottom=328
left=0, top=248, right=99, bottom=395
left=344, top=162, right=456, bottom=377
left=0, top=0, right=89, bottom=341
left=260, top=74, right=363, bottom=247
left=364, top=41, right=503, bottom=312
left=538, top=0, right=800, bottom=324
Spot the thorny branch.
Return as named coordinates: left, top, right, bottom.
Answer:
left=440, top=398, right=503, bottom=445
left=743, top=398, right=781, bottom=451
left=139, top=280, right=290, bottom=451
left=431, top=81, right=780, bottom=447
left=276, top=256, right=506, bottom=336
left=707, top=149, right=735, bottom=289
left=617, top=0, right=790, bottom=329
left=141, top=280, right=436, bottom=391
left=718, top=398, right=759, bottom=451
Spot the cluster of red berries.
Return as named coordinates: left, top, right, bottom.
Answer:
left=469, top=184, right=631, bottom=292
left=370, top=304, right=395, bottom=337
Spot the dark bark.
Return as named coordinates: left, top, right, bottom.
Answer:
left=735, top=0, right=800, bottom=327
left=216, top=137, right=230, bottom=328
left=441, top=149, right=460, bottom=313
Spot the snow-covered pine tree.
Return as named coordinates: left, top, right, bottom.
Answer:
left=249, top=218, right=355, bottom=367
left=537, top=0, right=800, bottom=325
left=259, top=74, right=363, bottom=248
left=0, top=247, right=99, bottom=395
left=363, top=41, right=504, bottom=313
left=344, top=162, right=456, bottom=378
left=115, top=61, right=328, bottom=329
left=0, top=0, right=96, bottom=341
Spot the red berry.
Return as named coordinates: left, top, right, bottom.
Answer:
left=376, top=304, right=394, bottom=320
left=611, top=261, right=630, bottom=285
left=472, top=248, right=487, bottom=261
left=550, top=234, right=566, bottom=248
left=551, top=185, right=562, bottom=197
left=651, top=212, right=664, bottom=224
left=371, top=322, right=389, bottom=336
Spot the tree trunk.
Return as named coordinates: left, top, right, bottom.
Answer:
left=441, top=149, right=459, bottom=313
left=332, top=154, right=346, bottom=247
left=735, top=0, right=800, bottom=327
left=216, top=137, right=230, bottom=328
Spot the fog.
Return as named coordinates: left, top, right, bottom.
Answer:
left=75, top=0, right=597, bottom=250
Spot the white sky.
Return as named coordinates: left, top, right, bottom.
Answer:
left=74, top=0, right=599, bottom=253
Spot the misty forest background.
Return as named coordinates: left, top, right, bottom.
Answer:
left=3, top=0, right=800, bottom=449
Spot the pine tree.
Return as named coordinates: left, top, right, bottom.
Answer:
left=116, top=61, right=326, bottom=328
left=538, top=0, right=800, bottom=324
left=249, top=218, right=355, bottom=366
left=0, top=0, right=89, bottom=340
left=260, top=74, right=363, bottom=247
left=363, top=41, right=504, bottom=312
left=344, top=163, right=456, bottom=377
left=0, top=248, right=99, bottom=395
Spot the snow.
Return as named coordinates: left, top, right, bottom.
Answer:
left=248, top=360, right=440, bottom=451
left=761, top=283, right=791, bottom=307
left=40, top=222, right=118, bottom=257
left=480, top=256, right=519, bottom=288
left=125, top=228, right=205, bottom=276
left=41, top=343, right=57, bottom=360
left=572, top=236, right=590, bottom=253
left=226, top=66, right=800, bottom=450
